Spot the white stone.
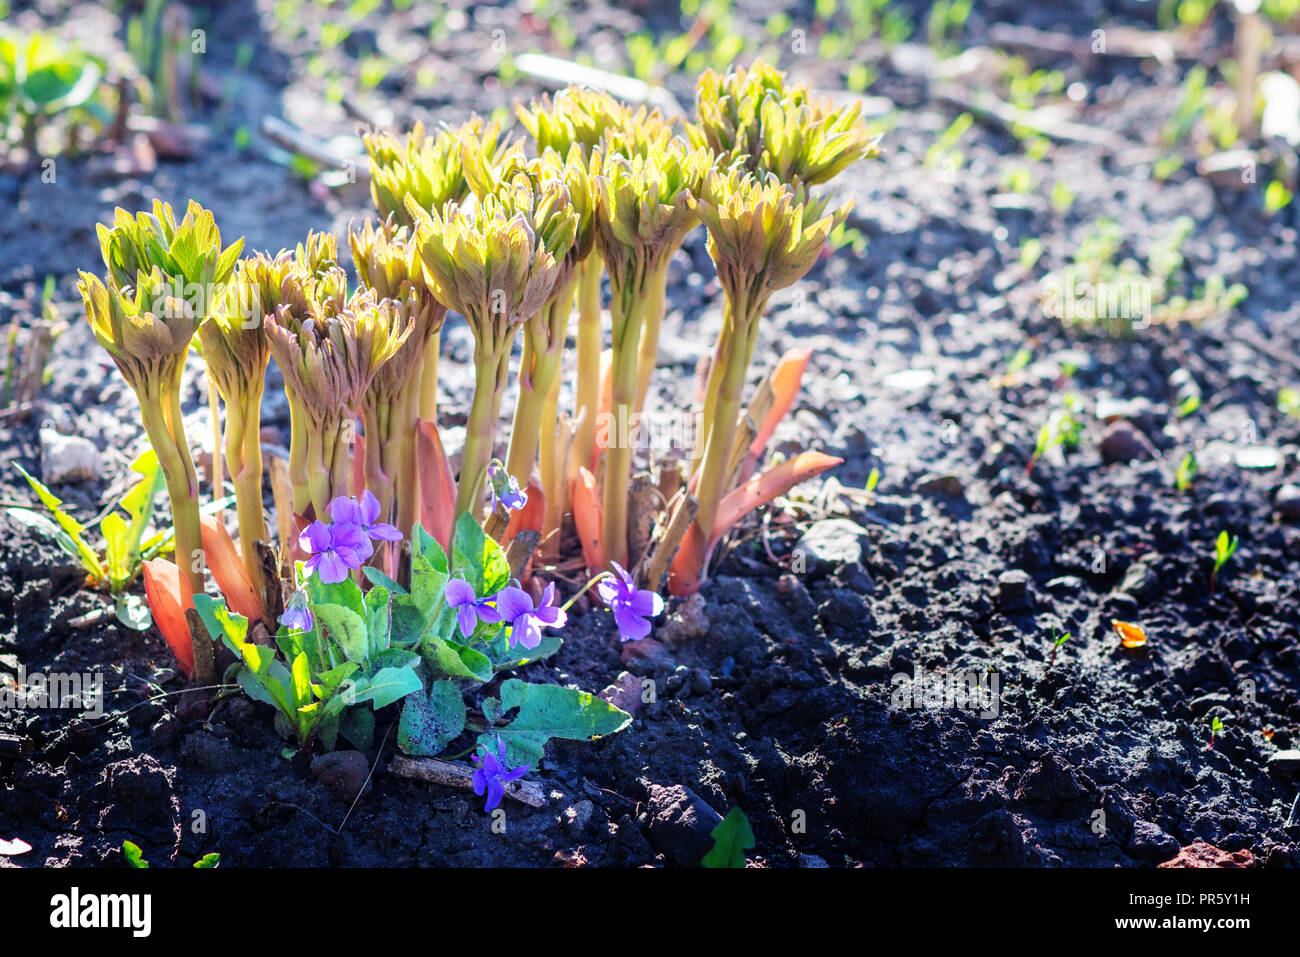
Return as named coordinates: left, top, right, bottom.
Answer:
left=40, top=428, right=101, bottom=484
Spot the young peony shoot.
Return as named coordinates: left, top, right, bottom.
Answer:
left=591, top=130, right=711, bottom=567
left=266, top=239, right=412, bottom=522
left=693, top=59, right=880, bottom=188
left=364, top=118, right=508, bottom=424
left=688, top=61, right=876, bottom=485
left=407, top=173, right=577, bottom=528
left=79, top=200, right=244, bottom=603
left=463, top=143, right=597, bottom=504
left=669, top=168, right=851, bottom=593
left=517, top=89, right=630, bottom=541
left=351, top=220, right=448, bottom=540
left=197, top=250, right=300, bottom=584
left=602, top=114, right=713, bottom=419
left=365, top=117, right=507, bottom=229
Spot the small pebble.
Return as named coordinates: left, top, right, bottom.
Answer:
left=796, top=518, right=868, bottom=569
left=563, top=799, right=594, bottom=833
left=40, top=428, right=101, bottom=484
left=996, top=569, right=1033, bottom=612
left=689, top=668, right=712, bottom=696
left=1266, top=749, right=1300, bottom=779
left=311, top=750, right=370, bottom=803
left=1275, top=484, right=1300, bottom=522
left=148, top=713, right=179, bottom=750
left=1100, top=420, right=1155, bottom=463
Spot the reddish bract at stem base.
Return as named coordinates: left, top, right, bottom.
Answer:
left=668, top=450, right=844, bottom=596
left=571, top=466, right=605, bottom=574
left=142, top=559, right=195, bottom=679
left=416, top=418, right=456, bottom=551
left=504, top=480, right=546, bottom=541
left=144, top=518, right=267, bottom=680
left=740, top=348, right=812, bottom=484
left=199, top=516, right=264, bottom=624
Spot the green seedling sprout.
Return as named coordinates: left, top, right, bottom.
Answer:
left=1208, top=715, right=1223, bottom=750
left=1265, top=180, right=1294, bottom=215
left=1049, top=625, right=1071, bottom=667
left=1176, top=393, right=1200, bottom=418
left=994, top=345, right=1032, bottom=388
left=1041, top=215, right=1244, bottom=333
left=123, top=840, right=148, bottom=868
left=1279, top=387, right=1300, bottom=420
left=1019, top=237, right=1043, bottom=270
left=123, top=839, right=220, bottom=868
left=1056, top=359, right=1078, bottom=389
left=8, top=448, right=168, bottom=629
left=924, top=111, right=972, bottom=174
left=1210, top=530, right=1238, bottom=595
left=701, top=806, right=755, bottom=868
left=1175, top=452, right=1197, bottom=492
left=1029, top=422, right=1053, bottom=473
left=1026, top=403, right=1081, bottom=474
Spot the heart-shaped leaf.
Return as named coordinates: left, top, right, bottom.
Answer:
left=398, top=679, right=466, bottom=756
left=479, top=679, right=631, bottom=767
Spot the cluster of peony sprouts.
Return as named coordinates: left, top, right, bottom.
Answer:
left=77, top=60, right=877, bottom=681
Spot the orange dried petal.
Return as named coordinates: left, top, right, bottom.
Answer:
left=1113, top=619, right=1147, bottom=648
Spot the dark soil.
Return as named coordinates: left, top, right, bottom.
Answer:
left=2, top=0, right=1299, bottom=867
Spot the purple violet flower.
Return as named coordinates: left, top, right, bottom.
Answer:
left=471, top=735, right=529, bottom=812
left=486, top=460, right=528, bottom=514
left=444, top=578, right=501, bottom=639
left=299, top=520, right=367, bottom=583
left=328, top=489, right=403, bottom=559
left=496, top=582, right=567, bottom=650
left=596, top=561, right=664, bottom=642
left=279, top=590, right=313, bottom=632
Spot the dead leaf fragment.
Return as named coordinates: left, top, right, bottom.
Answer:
left=0, top=838, right=32, bottom=856
left=1113, top=619, right=1147, bottom=648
